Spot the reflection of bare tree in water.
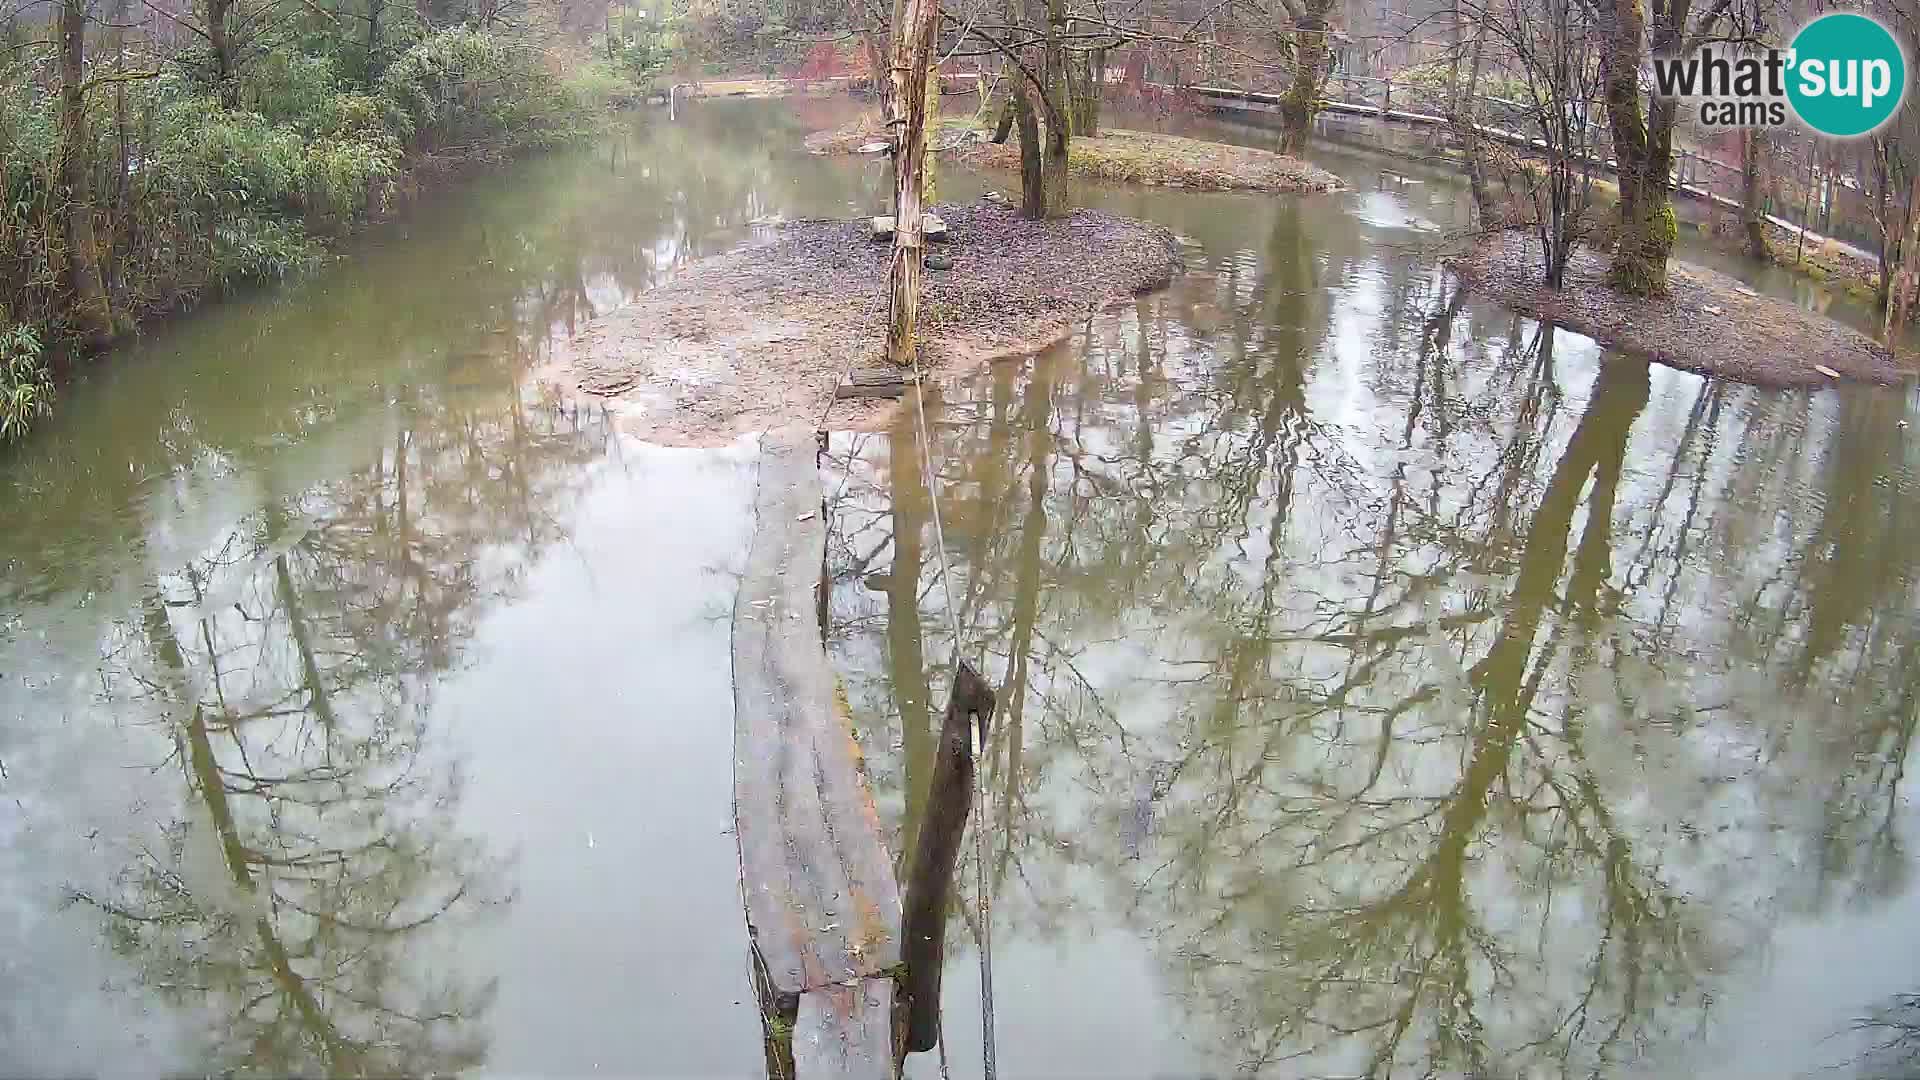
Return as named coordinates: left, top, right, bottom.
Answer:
left=1842, top=993, right=1920, bottom=1080
left=71, top=390, right=612, bottom=1074
left=828, top=231, right=1920, bottom=1074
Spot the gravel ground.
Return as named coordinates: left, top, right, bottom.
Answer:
left=1449, top=231, right=1913, bottom=388
left=554, top=199, right=1179, bottom=445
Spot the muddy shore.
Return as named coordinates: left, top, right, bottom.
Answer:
left=1449, top=231, right=1912, bottom=388
left=552, top=200, right=1179, bottom=445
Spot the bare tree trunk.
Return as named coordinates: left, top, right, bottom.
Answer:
left=862, top=26, right=891, bottom=115
left=1278, top=0, right=1334, bottom=156
left=60, top=0, right=115, bottom=349
left=1455, top=4, right=1496, bottom=222
left=884, top=0, right=938, bottom=367
left=1741, top=129, right=1768, bottom=261
left=1872, top=138, right=1894, bottom=312
left=1070, top=46, right=1103, bottom=136
left=365, top=0, right=384, bottom=89
left=1888, top=172, right=1920, bottom=339
left=1600, top=0, right=1674, bottom=296
left=923, top=71, right=938, bottom=204
left=1038, top=0, right=1069, bottom=215
left=206, top=0, right=237, bottom=108
left=1013, top=66, right=1043, bottom=216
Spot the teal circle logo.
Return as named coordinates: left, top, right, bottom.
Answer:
left=1786, top=13, right=1907, bottom=137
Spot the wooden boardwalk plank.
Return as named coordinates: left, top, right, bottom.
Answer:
left=732, top=428, right=903, bottom=1008
left=793, top=979, right=895, bottom=1080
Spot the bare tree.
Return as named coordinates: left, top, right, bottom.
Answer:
left=885, top=0, right=939, bottom=365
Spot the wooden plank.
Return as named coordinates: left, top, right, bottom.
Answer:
left=732, top=428, right=903, bottom=1008
left=793, top=978, right=896, bottom=1080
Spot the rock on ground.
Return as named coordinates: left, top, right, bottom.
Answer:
left=1448, top=231, right=1913, bottom=388
left=551, top=200, right=1179, bottom=445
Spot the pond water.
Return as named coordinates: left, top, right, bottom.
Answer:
left=3, top=97, right=1918, bottom=1078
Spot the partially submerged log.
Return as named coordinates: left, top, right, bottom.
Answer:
left=733, top=427, right=903, bottom=1079
left=870, top=213, right=950, bottom=242
left=899, top=662, right=998, bottom=1056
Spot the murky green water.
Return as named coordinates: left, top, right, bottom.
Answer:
left=4, top=98, right=1918, bottom=1078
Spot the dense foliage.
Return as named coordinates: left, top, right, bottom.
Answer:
left=0, top=0, right=652, bottom=440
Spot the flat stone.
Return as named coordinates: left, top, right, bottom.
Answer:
left=835, top=368, right=920, bottom=400
left=869, top=213, right=949, bottom=241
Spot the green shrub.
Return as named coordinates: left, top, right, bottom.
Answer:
left=1, top=321, right=51, bottom=442
left=1, top=20, right=598, bottom=376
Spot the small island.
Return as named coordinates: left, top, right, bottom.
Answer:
left=552, top=200, right=1178, bottom=445
left=1450, top=232, right=1910, bottom=388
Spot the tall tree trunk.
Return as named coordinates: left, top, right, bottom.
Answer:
left=923, top=71, right=938, bottom=203
left=1070, top=46, right=1103, bottom=136
left=1013, top=65, right=1043, bottom=217
left=1600, top=0, right=1675, bottom=296
left=1887, top=172, right=1920, bottom=339
left=1456, top=10, right=1495, bottom=222
left=206, top=0, right=237, bottom=107
left=1741, top=129, right=1768, bottom=261
left=862, top=27, right=891, bottom=115
left=365, top=0, right=384, bottom=89
left=884, top=0, right=938, bottom=366
left=1278, top=0, right=1334, bottom=156
left=60, top=0, right=115, bottom=349
left=1871, top=140, right=1893, bottom=312
left=1038, top=0, right=1069, bottom=215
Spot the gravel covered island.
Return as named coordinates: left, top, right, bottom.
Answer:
left=1451, top=232, right=1913, bottom=388
left=552, top=199, right=1180, bottom=445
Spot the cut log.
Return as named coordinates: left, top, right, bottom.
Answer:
left=869, top=213, right=949, bottom=242
left=835, top=367, right=922, bottom=400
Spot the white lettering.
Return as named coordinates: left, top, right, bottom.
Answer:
left=1862, top=58, right=1892, bottom=108
left=1800, top=57, right=1827, bottom=96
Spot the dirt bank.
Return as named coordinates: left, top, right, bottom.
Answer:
left=552, top=200, right=1178, bottom=445
left=1448, top=231, right=1912, bottom=388
left=953, top=128, right=1340, bottom=193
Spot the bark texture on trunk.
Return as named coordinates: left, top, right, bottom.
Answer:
left=1600, top=0, right=1675, bottom=296
left=206, top=0, right=237, bottom=107
left=1888, top=173, right=1920, bottom=339
left=884, top=0, right=938, bottom=367
left=1741, top=129, right=1768, bottom=261
left=1070, top=47, right=1103, bottom=136
left=862, top=28, right=891, bottom=115
left=1013, top=70, right=1043, bottom=216
left=1278, top=0, right=1335, bottom=156
left=60, top=0, right=115, bottom=349
left=1036, top=0, right=1069, bottom=215
left=1872, top=141, right=1893, bottom=312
